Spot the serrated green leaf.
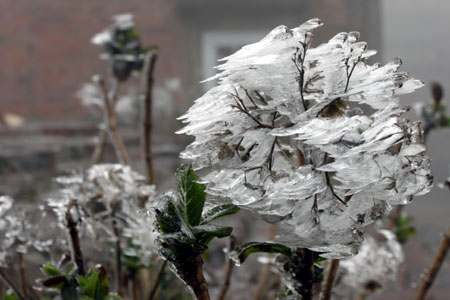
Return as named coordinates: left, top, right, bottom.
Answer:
left=175, top=165, right=206, bottom=227
left=230, top=242, right=292, bottom=264
left=200, top=204, right=240, bottom=225
left=155, top=200, right=181, bottom=234
left=193, top=224, right=233, bottom=244
left=41, top=262, right=62, bottom=276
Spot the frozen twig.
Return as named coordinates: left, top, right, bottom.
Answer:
left=0, top=268, right=26, bottom=300
left=94, top=75, right=130, bottom=165
left=414, top=227, right=450, bottom=300
left=253, top=225, right=277, bottom=300
left=92, top=79, right=122, bottom=164
left=320, top=259, right=340, bottom=300
left=111, top=202, right=123, bottom=296
left=17, top=252, right=29, bottom=299
left=65, top=199, right=85, bottom=276
left=141, top=51, right=158, bottom=185
left=147, top=260, right=167, bottom=300
left=218, top=236, right=236, bottom=300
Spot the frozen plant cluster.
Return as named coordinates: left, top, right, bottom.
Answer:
left=91, top=13, right=144, bottom=81
left=0, top=196, right=51, bottom=267
left=178, top=19, right=432, bottom=257
left=336, top=229, right=404, bottom=294
left=48, top=164, right=157, bottom=261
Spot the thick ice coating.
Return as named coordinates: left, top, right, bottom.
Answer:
left=178, top=19, right=432, bottom=257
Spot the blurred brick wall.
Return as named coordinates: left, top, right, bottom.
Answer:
left=0, top=0, right=181, bottom=121
left=0, top=0, right=380, bottom=122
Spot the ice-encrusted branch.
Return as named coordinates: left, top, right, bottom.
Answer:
left=178, top=18, right=432, bottom=257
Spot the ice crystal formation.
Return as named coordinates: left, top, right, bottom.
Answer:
left=178, top=19, right=432, bottom=257
left=0, top=196, right=52, bottom=266
left=48, top=164, right=156, bottom=252
left=337, top=230, right=404, bottom=294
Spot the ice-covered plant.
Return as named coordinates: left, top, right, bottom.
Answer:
left=39, top=261, right=122, bottom=300
left=47, top=164, right=156, bottom=295
left=154, top=165, right=239, bottom=300
left=335, top=229, right=404, bottom=298
left=178, top=18, right=432, bottom=257
left=91, top=13, right=149, bottom=82
left=414, top=82, right=449, bottom=141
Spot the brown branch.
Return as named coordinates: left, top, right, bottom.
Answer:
left=414, top=227, right=450, bottom=300
left=0, top=268, right=26, bottom=300
left=320, top=259, right=340, bottom=300
left=94, top=75, right=131, bottom=165
left=111, top=204, right=123, bottom=296
left=384, top=206, right=403, bottom=230
left=217, top=236, right=236, bottom=300
left=253, top=225, right=277, bottom=300
left=92, top=80, right=122, bottom=164
left=17, top=252, right=29, bottom=299
left=66, top=200, right=85, bottom=276
left=148, top=260, right=167, bottom=300
left=141, top=51, right=158, bottom=185
left=92, top=129, right=109, bottom=164
left=132, top=274, right=139, bottom=300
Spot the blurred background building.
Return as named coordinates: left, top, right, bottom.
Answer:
left=0, top=0, right=449, bottom=298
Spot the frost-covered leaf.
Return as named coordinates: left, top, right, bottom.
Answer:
left=336, top=230, right=404, bottom=294
left=229, top=242, right=292, bottom=266
left=178, top=19, right=432, bottom=257
left=200, top=204, right=240, bottom=225
left=175, top=165, right=206, bottom=227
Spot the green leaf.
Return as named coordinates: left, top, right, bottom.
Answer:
left=65, top=262, right=74, bottom=275
left=61, top=283, right=79, bottom=300
left=175, top=165, right=206, bottom=226
left=42, top=275, right=68, bottom=289
left=41, top=262, right=62, bottom=276
left=395, top=216, right=416, bottom=244
left=82, top=269, right=108, bottom=300
left=2, top=292, right=19, bottom=300
left=193, top=224, right=233, bottom=244
left=200, top=204, right=240, bottom=225
left=230, top=242, right=292, bottom=264
left=155, top=200, right=181, bottom=234
left=77, top=275, right=88, bottom=288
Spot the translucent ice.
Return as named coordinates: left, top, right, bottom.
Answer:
left=178, top=19, right=432, bottom=257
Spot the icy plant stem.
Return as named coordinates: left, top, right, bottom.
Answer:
left=384, top=206, right=403, bottom=230
left=253, top=225, right=277, bottom=300
left=112, top=211, right=123, bottom=296
left=17, top=252, right=28, bottom=299
left=414, top=226, right=450, bottom=300
left=92, top=129, right=108, bottom=164
left=320, top=259, right=340, bottom=300
left=66, top=200, right=86, bottom=276
left=92, top=80, right=122, bottom=164
left=141, top=51, right=158, bottom=185
left=147, top=260, right=166, bottom=300
left=132, top=274, right=138, bottom=300
left=95, top=76, right=131, bottom=165
left=218, top=236, right=236, bottom=300
left=0, top=268, right=26, bottom=300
